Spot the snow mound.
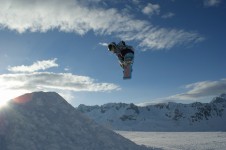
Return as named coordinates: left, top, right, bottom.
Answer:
left=0, top=91, right=150, bottom=150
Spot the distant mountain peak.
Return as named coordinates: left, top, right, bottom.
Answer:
left=220, top=93, right=226, bottom=99
left=211, top=93, right=226, bottom=103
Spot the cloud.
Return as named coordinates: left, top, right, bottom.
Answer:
left=132, top=0, right=140, bottom=5
left=172, top=79, right=226, bottom=100
left=119, top=27, right=204, bottom=50
left=0, top=0, right=204, bottom=50
left=64, top=67, right=70, bottom=72
left=0, top=72, right=120, bottom=100
left=0, top=72, right=120, bottom=92
left=8, top=58, right=58, bottom=73
left=142, top=3, right=160, bottom=15
left=161, top=12, right=175, bottom=19
left=1, top=58, right=120, bottom=101
left=203, top=0, right=221, bottom=7
left=99, top=42, right=108, bottom=46
left=138, top=79, right=226, bottom=106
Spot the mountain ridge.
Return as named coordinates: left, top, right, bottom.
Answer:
left=77, top=94, right=226, bottom=131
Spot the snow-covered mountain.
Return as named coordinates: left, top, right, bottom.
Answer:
left=0, top=92, right=150, bottom=150
left=77, top=94, right=226, bottom=131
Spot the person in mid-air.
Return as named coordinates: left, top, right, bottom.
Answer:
left=108, top=41, right=135, bottom=68
left=108, top=41, right=135, bottom=79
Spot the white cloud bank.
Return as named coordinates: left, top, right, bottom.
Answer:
left=0, top=0, right=204, bottom=50
left=171, top=79, right=226, bottom=100
left=0, top=72, right=120, bottom=92
left=0, top=72, right=120, bottom=101
left=139, top=79, right=226, bottom=106
left=1, top=58, right=120, bottom=101
left=8, top=58, right=58, bottom=73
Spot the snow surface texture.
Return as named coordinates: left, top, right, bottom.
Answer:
left=117, top=131, right=226, bottom=150
left=77, top=94, right=226, bottom=131
left=0, top=92, right=150, bottom=150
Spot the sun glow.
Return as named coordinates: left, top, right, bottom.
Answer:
left=0, top=99, right=10, bottom=108
left=0, top=90, right=29, bottom=108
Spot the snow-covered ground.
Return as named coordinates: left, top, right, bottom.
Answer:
left=116, top=131, right=226, bottom=150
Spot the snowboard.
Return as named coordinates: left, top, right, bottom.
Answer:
left=122, top=53, right=134, bottom=80
left=123, top=61, right=132, bottom=79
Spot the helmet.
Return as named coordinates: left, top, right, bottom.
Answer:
left=108, top=42, right=117, bottom=52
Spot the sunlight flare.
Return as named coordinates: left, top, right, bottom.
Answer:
left=0, top=89, right=30, bottom=108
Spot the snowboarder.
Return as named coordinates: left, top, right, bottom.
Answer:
left=108, top=41, right=134, bottom=79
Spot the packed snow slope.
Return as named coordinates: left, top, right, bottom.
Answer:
left=0, top=92, right=150, bottom=150
left=78, top=94, right=226, bottom=131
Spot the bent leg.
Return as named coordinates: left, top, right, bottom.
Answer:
left=124, top=53, right=134, bottom=63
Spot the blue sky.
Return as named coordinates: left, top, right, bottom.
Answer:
left=0, top=0, right=225, bottom=106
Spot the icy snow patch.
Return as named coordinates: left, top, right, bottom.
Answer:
left=116, top=131, right=226, bottom=150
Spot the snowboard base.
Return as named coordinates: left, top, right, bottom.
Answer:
left=123, top=63, right=132, bottom=79
left=122, top=53, right=134, bottom=80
